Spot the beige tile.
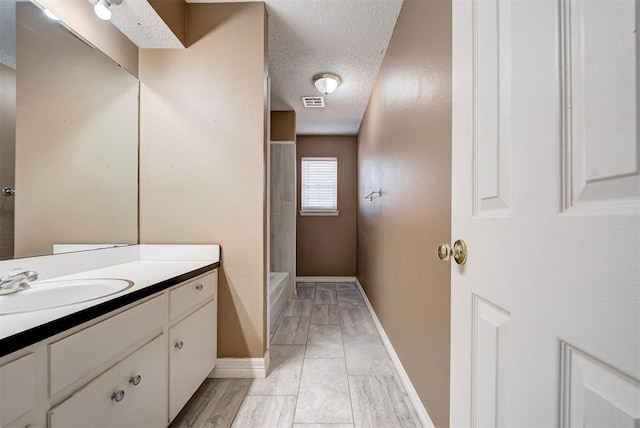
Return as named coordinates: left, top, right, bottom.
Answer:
left=336, top=286, right=365, bottom=310
left=340, top=307, right=376, bottom=335
left=295, top=359, right=353, bottom=424
left=282, top=146, right=296, bottom=203
left=296, top=283, right=315, bottom=300
left=270, top=145, right=283, bottom=216
left=343, top=334, right=395, bottom=376
left=293, top=425, right=353, bottom=428
left=231, top=395, right=297, bottom=428
left=271, top=317, right=310, bottom=345
left=247, top=345, right=304, bottom=396
left=270, top=214, right=283, bottom=269
left=170, top=378, right=250, bottom=428
left=310, top=304, right=340, bottom=325
left=281, top=204, right=296, bottom=278
left=284, top=299, right=313, bottom=317
left=335, top=283, right=358, bottom=292
left=349, top=375, right=421, bottom=428
left=314, top=283, right=338, bottom=304
left=305, top=325, right=344, bottom=359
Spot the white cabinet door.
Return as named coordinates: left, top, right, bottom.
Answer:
left=49, top=334, right=167, bottom=428
left=451, top=0, right=640, bottom=426
left=169, top=300, right=217, bottom=421
left=0, top=353, right=36, bottom=427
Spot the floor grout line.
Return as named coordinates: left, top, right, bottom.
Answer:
left=339, top=283, right=357, bottom=427
left=292, top=281, right=311, bottom=427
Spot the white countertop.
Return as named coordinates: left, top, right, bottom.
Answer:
left=0, top=245, right=220, bottom=346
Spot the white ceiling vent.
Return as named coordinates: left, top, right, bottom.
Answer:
left=302, top=96, right=325, bottom=108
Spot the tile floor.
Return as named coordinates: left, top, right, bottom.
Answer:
left=170, top=282, right=422, bottom=428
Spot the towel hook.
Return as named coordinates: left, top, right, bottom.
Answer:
left=364, top=189, right=382, bottom=202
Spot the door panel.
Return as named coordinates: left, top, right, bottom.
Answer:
left=560, top=343, right=640, bottom=427
left=561, top=0, right=639, bottom=213
left=472, top=296, right=510, bottom=427
left=473, top=0, right=512, bottom=218
left=452, top=0, right=640, bottom=426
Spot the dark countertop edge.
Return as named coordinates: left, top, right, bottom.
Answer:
left=0, top=261, right=220, bottom=358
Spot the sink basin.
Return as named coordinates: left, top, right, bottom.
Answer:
left=0, top=278, right=134, bottom=315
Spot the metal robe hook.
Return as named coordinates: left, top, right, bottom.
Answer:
left=364, top=189, right=382, bottom=201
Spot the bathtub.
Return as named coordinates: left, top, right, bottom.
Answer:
left=269, top=272, right=289, bottom=335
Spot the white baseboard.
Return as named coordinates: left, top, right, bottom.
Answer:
left=296, top=276, right=358, bottom=283
left=209, top=350, right=270, bottom=379
left=354, top=278, right=435, bottom=428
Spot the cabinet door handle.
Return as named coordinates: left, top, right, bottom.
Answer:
left=111, top=390, right=125, bottom=402
left=195, top=284, right=204, bottom=291
left=175, top=341, right=184, bottom=350
left=129, top=375, right=142, bottom=386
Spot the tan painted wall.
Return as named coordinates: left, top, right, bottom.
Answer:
left=148, top=0, right=186, bottom=47
left=271, top=111, right=296, bottom=142
left=0, top=64, right=15, bottom=260
left=356, top=0, right=452, bottom=426
left=297, top=135, right=357, bottom=276
left=139, top=3, right=268, bottom=358
left=14, top=2, right=138, bottom=258
left=37, top=0, right=138, bottom=77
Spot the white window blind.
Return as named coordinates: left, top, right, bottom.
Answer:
left=301, top=157, right=338, bottom=213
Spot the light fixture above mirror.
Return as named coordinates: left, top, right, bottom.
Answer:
left=94, top=0, right=122, bottom=21
left=43, top=9, right=60, bottom=21
left=313, top=73, right=341, bottom=95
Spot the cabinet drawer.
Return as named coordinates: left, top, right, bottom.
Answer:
left=49, top=295, right=166, bottom=395
left=0, top=353, right=36, bottom=427
left=49, top=334, right=167, bottom=428
left=169, top=272, right=216, bottom=319
left=169, top=300, right=217, bottom=420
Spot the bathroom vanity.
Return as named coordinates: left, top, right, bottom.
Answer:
left=0, top=244, right=220, bottom=428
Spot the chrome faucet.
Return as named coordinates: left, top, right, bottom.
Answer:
left=0, top=270, right=38, bottom=295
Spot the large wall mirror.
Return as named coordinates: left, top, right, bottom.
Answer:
left=0, top=0, right=139, bottom=260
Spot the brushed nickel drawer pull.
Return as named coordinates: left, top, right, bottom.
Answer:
left=111, top=390, right=125, bottom=402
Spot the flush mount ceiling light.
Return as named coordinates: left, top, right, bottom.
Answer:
left=313, top=73, right=341, bottom=95
left=94, top=0, right=122, bottom=21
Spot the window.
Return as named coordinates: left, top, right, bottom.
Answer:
left=300, top=157, right=338, bottom=215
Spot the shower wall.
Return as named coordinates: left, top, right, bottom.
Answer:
left=270, top=142, right=296, bottom=297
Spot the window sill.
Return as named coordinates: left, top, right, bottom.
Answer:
left=299, top=210, right=340, bottom=217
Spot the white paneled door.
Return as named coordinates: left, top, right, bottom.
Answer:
left=451, top=0, right=640, bottom=426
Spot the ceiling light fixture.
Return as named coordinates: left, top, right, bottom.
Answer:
left=94, top=0, right=122, bottom=21
left=43, top=9, right=60, bottom=21
left=313, top=73, right=341, bottom=95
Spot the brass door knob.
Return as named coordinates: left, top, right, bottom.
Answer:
left=437, top=240, right=468, bottom=265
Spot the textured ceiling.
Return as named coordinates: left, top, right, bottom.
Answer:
left=0, top=0, right=16, bottom=69
left=86, top=0, right=183, bottom=48
left=189, top=0, right=404, bottom=135
left=6, top=1, right=402, bottom=134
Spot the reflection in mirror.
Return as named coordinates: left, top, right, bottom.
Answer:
left=0, top=0, right=139, bottom=261
left=0, top=1, right=16, bottom=260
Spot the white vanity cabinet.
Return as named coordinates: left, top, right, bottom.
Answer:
left=49, top=334, right=167, bottom=428
left=49, top=295, right=166, bottom=396
left=0, top=353, right=37, bottom=427
left=169, top=300, right=217, bottom=420
left=169, top=273, right=216, bottom=319
left=0, top=268, right=218, bottom=428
